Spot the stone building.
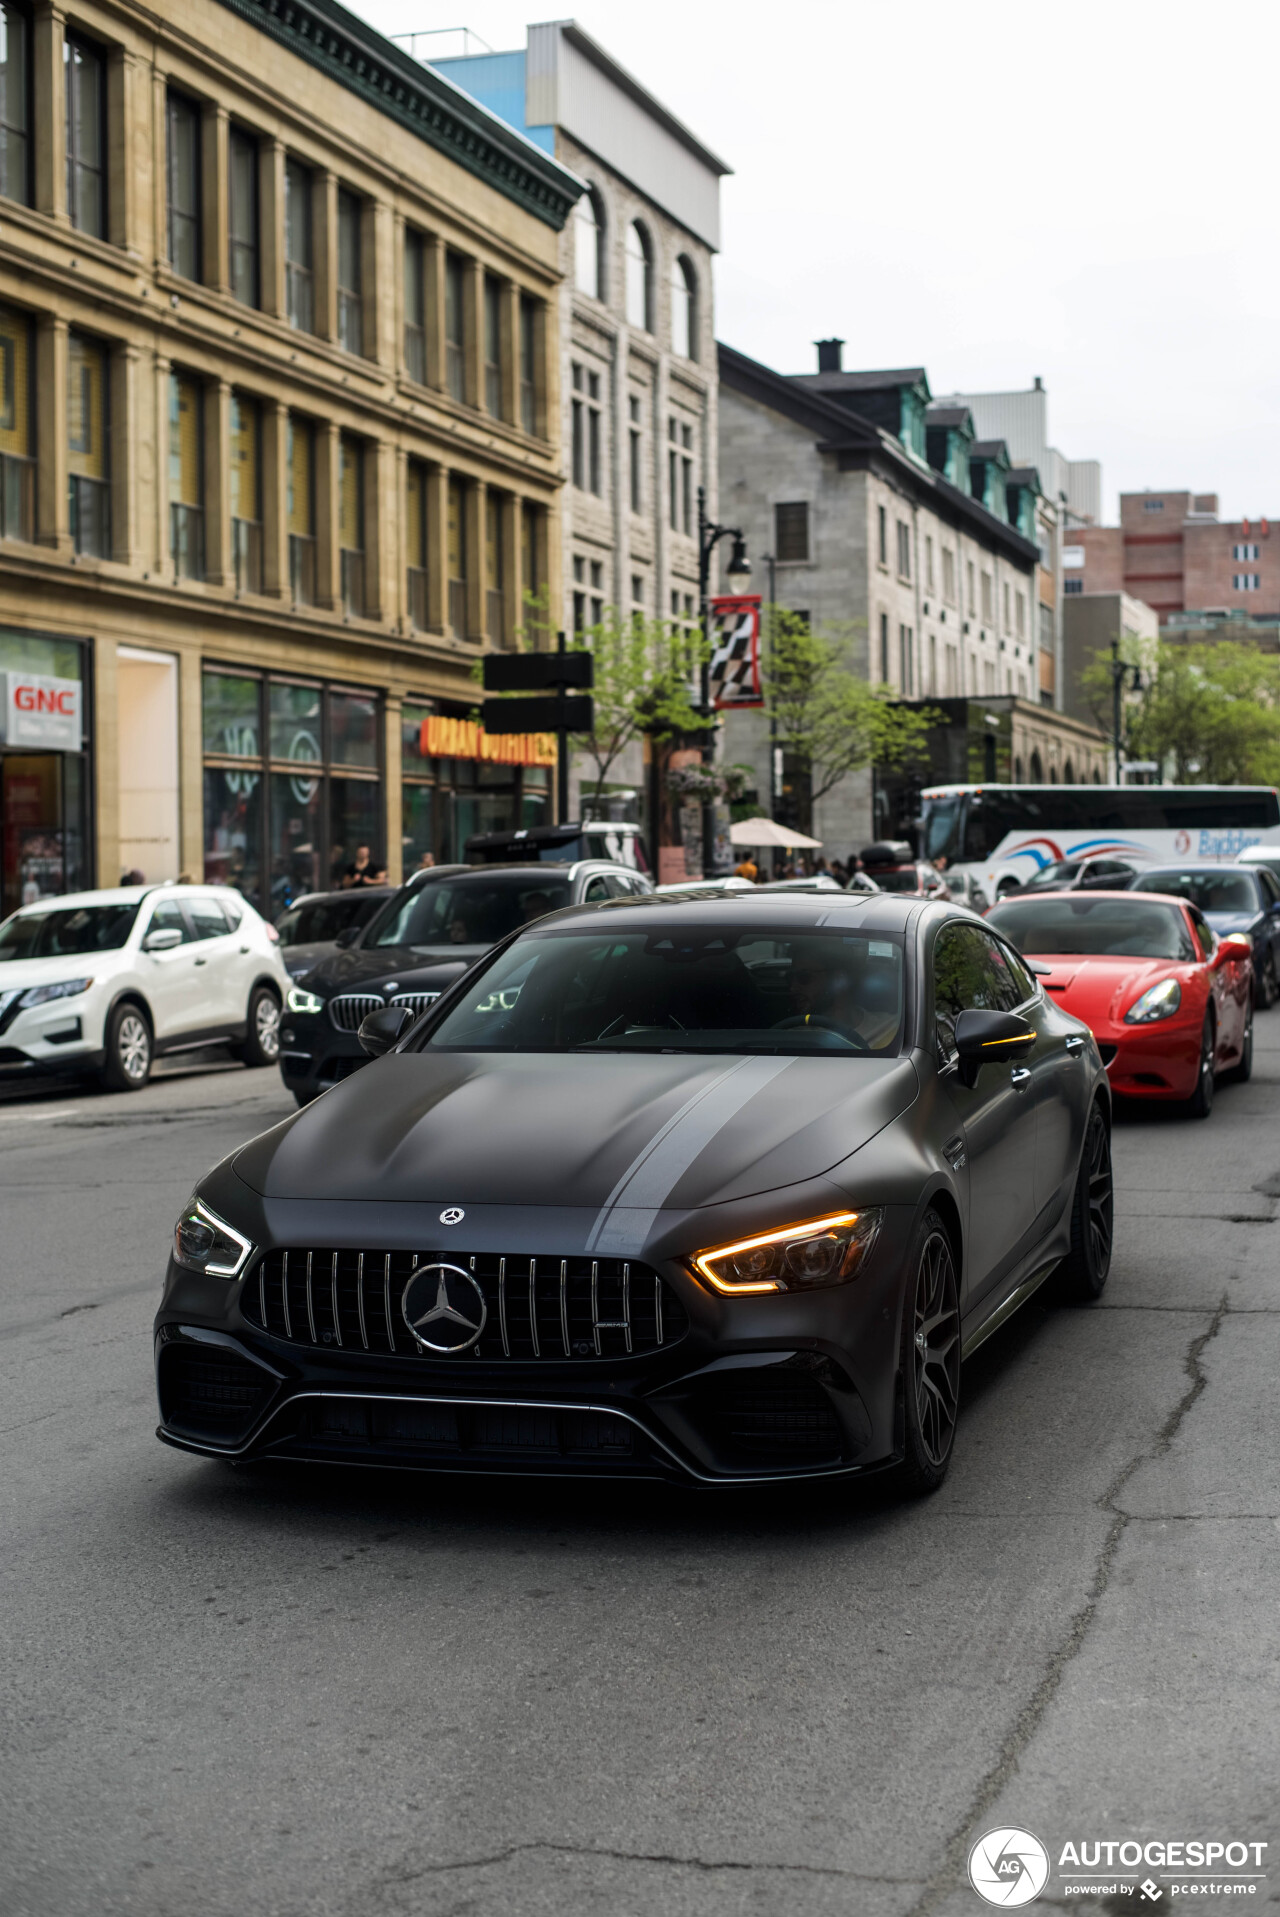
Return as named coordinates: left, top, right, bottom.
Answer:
left=719, top=339, right=1103, bottom=857
left=0, top=0, right=581, bottom=916
left=434, top=20, right=728, bottom=824
left=1064, top=491, right=1280, bottom=623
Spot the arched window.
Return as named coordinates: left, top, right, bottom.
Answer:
left=1014, top=756, right=1024, bottom=782
left=1029, top=750, right=1044, bottom=783
left=574, top=189, right=603, bottom=300
left=626, top=221, right=651, bottom=331
left=671, top=255, right=696, bottom=359
left=1092, top=766, right=1102, bottom=784
left=1049, top=766, right=1058, bottom=784
left=1063, top=759, right=1075, bottom=784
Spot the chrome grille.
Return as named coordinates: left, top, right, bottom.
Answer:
left=329, top=994, right=383, bottom=1032
left=390, top=991, right=439, bottom=1019
left=242, top=1248, right=689, bottom=1362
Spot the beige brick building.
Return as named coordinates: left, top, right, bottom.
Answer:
left=0, top=0, right=582, bottom=917
left=1065, top=491, right=1280, bottom=623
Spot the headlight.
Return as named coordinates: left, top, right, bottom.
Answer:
left=19, top=977, right=92, bottom=1008
left=692, top=1209, right=884, bottom=1295
left=286, top=986, right=323, bottom=1014
left=1124, top=978, right=1182, bottom=1024
left=173, top=1199, right=253, bottom=1279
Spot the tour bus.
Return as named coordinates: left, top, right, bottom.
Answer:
left=918, top=784, right=1280, bottom=906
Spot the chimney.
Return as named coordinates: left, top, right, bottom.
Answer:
left=1033, top=375, right=1043, bottom=391
left=815, top=338, right=844, bottom=375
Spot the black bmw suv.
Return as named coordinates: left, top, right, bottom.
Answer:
left=279, top=858, right=651, bottom=1104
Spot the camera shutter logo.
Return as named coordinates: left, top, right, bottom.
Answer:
left=967, top=1828, right=1051, bottom=1907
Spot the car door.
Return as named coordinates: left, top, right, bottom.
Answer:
left=932, top=920, right=1039, bottom=1314
left=1255, top=869, right=1280, bottom=988
left=1188, top=905, right=1243, bottom=1060
left=138, top=897, right=201, bottom=1041
left=580, top=873, right=612, bottom=905
left=991, top=933, right=1082, bottom=1220
left=184, top=893, right=244, bottom=1032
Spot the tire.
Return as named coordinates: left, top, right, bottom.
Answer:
left=100, top=1002, right=152, bottom=1092
left=1227, top=1000, right=1254, bottom=1084
left=1254, top=951, right=1276, bottom=1011
left=1183, top=1011, right=1216, bottom=1120
left=237, top=986, right=281, bottom=1069
left=1055, top=1103, right=1113, bottom=1302
left=889, top=1209, right=961, bottom=1496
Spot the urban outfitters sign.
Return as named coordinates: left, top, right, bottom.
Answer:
left=418, top=715, right=556, bottom=767
left=2, top=672, right=82, bottom=750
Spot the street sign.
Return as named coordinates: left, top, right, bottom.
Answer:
left=482, top=652, right=593, bottom=692
left=482, top=694, right=594, bottom=735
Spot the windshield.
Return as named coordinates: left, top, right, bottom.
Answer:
left=870, top=867, right=921, bottom=894
left=0, top=901, right=142, bottom=961
left=921, top=796, right=961, bottom=864
left=419, top=926, right=906, bottom=1056
left=369, top=874, right=572, bottom=949
left=1131, top=870, right=1258, bottom=915
left=276, top=894, right=379, bottom=946
left=987, top=896, right=1195, bottom=961
left=1021, top=860, right=1082, bottom=891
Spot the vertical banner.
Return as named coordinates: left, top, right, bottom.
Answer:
left=708, top=596, right=763, bottom=708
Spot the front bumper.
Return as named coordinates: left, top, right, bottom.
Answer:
left=154, top=1202, right=914, bottom=1485
left=1096, top=1017, right=1203, bottom=1099
left=277, top=1014, right=370, bottom=1100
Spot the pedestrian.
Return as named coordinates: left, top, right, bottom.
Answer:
left=417, top=851, right=436, bottom=871
left=343, top=845, right=381, bottom=888
left=733, top=853, right=759, bottom=883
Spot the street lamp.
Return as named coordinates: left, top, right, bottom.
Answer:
left=697, top=486, right=750, bottom=876
left=1108, top=635, right=1145, bottom=784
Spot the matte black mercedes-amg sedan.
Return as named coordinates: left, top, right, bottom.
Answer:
left=156, top=892, right=1113, bottom=1493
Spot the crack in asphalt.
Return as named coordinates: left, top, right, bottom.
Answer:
left=901, top=1293, right=1230, bottom=1917
left=367, top=1837, right=917, bottom=1895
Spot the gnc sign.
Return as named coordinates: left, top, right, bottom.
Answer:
left=3, top=671, right=82, bottom=750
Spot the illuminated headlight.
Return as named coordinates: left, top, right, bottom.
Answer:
left=19, top=977, right=92, bottom=1008
left=1124, top=978, right=1182, bottom=1024
left=692, top=1209, right=884, bottom=1296
left=173, top=1199, right=253, bottom=1279
left=286, top=986, right=324, bottom=1015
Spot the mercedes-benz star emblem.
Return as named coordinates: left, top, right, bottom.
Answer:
left=439, top=1207, right=465, bottom=1225
left=401, top=1262, right=486, bottom=1354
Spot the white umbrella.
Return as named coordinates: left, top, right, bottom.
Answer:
left=729, top=817, right=823, bottom=850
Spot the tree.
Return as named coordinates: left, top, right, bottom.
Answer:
left=567, top=607, right=711, bottom=811
left=1080, top=639, right=1280, bottom=783
left=761, top=610, right=937, bottom=824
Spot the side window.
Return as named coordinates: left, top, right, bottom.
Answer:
left=932, top=923, right=1022, bottom=1060
left=221, top=898, right=244, bottom=931
left=147, top=899, right=193, bottom=944
left=188, top=897, right=231, bottom=940
left=583, top=876, right=611, bottom=902
left=1257, top=869, right=1280, bottom=907
left=1188, top=907, right=1216, bottom=959
left=994, top=938, right=1039, bottom=1005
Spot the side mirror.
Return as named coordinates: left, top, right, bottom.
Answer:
left=334, top=925, right=360, bottom=949
left=953, top=1008, right=1036, bottom=1088
left=357, top=1003, right=411, bottom=1057
left=1214, top=933, right=1252, bottom=967
left=143, top=926, right=183, bottom=953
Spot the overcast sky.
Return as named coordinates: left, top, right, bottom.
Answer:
left=361, top=0, right=1280, bottom=524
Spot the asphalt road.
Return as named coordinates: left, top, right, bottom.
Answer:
left=1, top=1042, right=1277, bottom=1917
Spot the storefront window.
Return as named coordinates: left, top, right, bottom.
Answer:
left=329, top=777, right=381, bottom=887
left=522, top=767, right=550, bottom=830
left=203, top=764, right=262, bottom=903
left=330, top=690, right=378, bottom=769
left=203, top=670, right=261, bottom=758
left=401, top=784, right=434, bottom=873
left=269, top=768, right=321, bottom=905
left=0, top=630, right=89, bottom=916
left=269, top=680, right=321, bottom=764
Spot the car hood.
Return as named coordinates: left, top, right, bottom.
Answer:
left=1203, top=911, right=1262, bottom=937
left=1033, top=953, right=1200, bottom=1026
left=297, top=944, right=487, bottom=993
left=0, top=953, right=119, bottom=991
left=234, top=1049, right=920, bottom=1211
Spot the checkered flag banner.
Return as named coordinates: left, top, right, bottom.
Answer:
left=708, top=595, right=764, bottom=708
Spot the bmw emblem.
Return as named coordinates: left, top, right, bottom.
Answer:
left=401, top=1262, right=487, bottom=1354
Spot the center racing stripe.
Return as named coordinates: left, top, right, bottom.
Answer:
left=585, top=1055, right=794, bottom=1256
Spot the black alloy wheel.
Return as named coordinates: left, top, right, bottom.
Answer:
left=100, top=1002, right=152, bottom=1092
left=1184, top=1012, right=1216, bottom=1120
left=1057, top=1104, right=1113, bottom=1301
left=893, top=1210, right=961, bottom=1495
left=1255, top=951, right=1277, bottom=1011
left=1228, top=1000, right=1254, bottom=1084
left=236, top=986, right=282, bottom=1068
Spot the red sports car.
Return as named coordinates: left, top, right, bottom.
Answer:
left=985, top=890, right=1253, bottom=1118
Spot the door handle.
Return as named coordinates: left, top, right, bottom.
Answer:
left=240, top=945, right=250, bottom=954
left=1065, top=1034, right=1086, bottom=1052
left=194, top=957, right=207, bottom=966
left=1010, top=1067, right=1031, bottom=1089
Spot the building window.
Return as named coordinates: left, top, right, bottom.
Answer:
left=483, top=276, right=503, bottom=419
left=403, top=229, right=426, bottom=385
left=668, top=418, right=693, bottom=535
left=65, top=34, right=105, bottom=239
left=339, top=435, right=364, bottom=617
left=942, top=547, right=956, bottom=604
left=631, top=573, right=645, bottom=612
left=286, top=414, right=315, bottom=606
left=166, top=92, right=201, bottom=281
left=925, top=536, right=934, bottom=594
left=1233, top=543, right=1260, bottom=561
left=336, top=189, right=362, bottom=356
left=879, top=611, right=889, bottom=682
left=574, top=188, right=602, bottom=300
left=447, top=475, right=466, bottom=635
left=1002, top=581, right=1011, bottom=629
left=0, top=303, right=32, bottom=542
left=967, top=560, right=975, bottom=615
left=877, top=505, right=887, bottom=566
left=625, top=222, right=651, bottom=331
left=522, top=503, right=539, bottom=600
left=519, top=297, right=537, bottom=434
left=1016, top=590, right=1026, bottom=638
left=775, top=501, right=809, bottom=564
left=228, top=126, right=259, bottom=307
left=572, top=363, right=601, bottom=496
left=229, top=393, right=261, bottom=594
left=1233, top=573, right=1261, bottom=591
left=899, top=624, right=914, bottom=697
left=0, top=4, right=30, bottom=206
left=168, top=371, right=204, bottom=581
left=485, top=490, right=506, bottom=646
left=405, top=458, right=428, bottom=630
left=896, top=520, right=911, bottom=580
left=284, top=160, right=313, bottom=332
left=67, top=331, right=108, bottom=557
left=671, top=255, right=696, bottom=360
left=1143, top=499, right=1163, bottom=512
left=628, top=394, right=642, bottom=513
left=444, top=252, right=465, bottom=403
left=1063, top=577, right=1082, bottom=595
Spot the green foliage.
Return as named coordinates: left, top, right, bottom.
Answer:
left=1081, top=640, right=1280, bottom=783
left=762, top=609, right=939, bottom=804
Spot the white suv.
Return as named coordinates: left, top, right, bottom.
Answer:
left=0, top=884, right=290, bottom=1093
